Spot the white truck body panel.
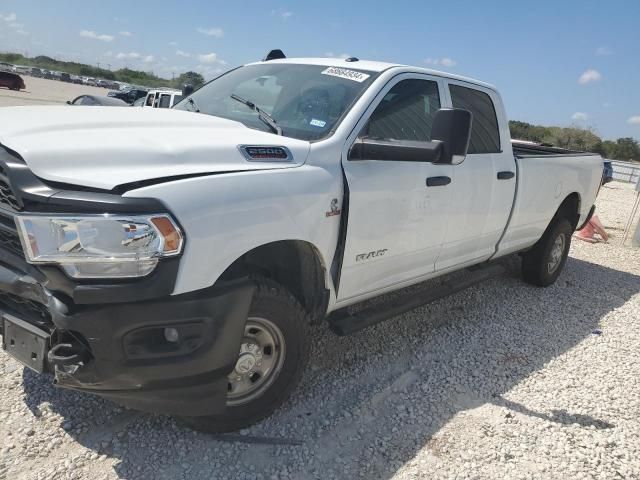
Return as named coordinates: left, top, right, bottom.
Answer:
left=0, top=58, right=603, bottom=313
left=496, top=153, right=602, bottom=257
left=0, top=106, right=310, bottom=190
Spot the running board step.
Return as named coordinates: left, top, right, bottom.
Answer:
left=328, top=263, right=505, bottom=336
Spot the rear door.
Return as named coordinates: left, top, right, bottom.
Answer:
left=337, top=73, right=454, bottom=302
left=435, top=82, right=516, bottom=270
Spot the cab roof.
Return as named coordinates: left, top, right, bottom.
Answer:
left=247, top=57, right=497, bottom=91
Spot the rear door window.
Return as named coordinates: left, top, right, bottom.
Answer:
left=449, top=84, right=500, bottom=154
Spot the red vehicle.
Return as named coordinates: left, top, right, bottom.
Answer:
left=0, top=71, right=25, bottom=91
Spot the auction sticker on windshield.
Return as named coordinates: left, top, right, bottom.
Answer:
left=321, top=67, right=371, bottom=83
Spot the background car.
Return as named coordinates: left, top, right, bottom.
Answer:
left=107, top=87, right=148, bottom=105
left=0, top=71, right=26, bottom=91
left=602, top=160, right=614, bottom=184
left=66, top=95, right=129, bottom=106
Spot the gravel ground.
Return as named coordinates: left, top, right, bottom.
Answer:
left=0, top=181, right=639, bottom=480
left=0, top=76, right=109, bottom=107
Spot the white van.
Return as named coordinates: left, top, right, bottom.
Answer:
left=144, top=89, right=183, bottom=108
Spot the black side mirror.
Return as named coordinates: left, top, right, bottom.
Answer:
left=431, top=108, right=472, bottom=164
left=348, top=108, right=472, bottom=163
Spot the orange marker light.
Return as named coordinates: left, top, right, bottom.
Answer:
left=150, top=217, right=183, bottom=254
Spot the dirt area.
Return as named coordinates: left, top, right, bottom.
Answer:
left=0, top=181, right=638, bottom=479
left=0, top=76, right=110, bottom=107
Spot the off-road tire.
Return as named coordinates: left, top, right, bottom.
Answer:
left=521, top=217, right=573, bottom=287
left=180, top=277, right=310, bottom=433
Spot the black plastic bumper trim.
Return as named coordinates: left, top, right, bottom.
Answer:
left=0, top=261, right=255, bottom=416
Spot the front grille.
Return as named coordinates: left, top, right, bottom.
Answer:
left=0, top=225, right=23, bottom=258
left=0, top=292, right=52, bottom=330
left=0, top=178, right=20, bottom=211
left=0, top=165, right=21, bottom=212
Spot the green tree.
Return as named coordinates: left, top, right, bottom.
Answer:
left=614, top=137, right=640, bottom=161
left=174, top=71, right=205, bottom=89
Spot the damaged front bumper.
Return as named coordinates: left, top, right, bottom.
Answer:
left=0, top=261, right=254, bottom=416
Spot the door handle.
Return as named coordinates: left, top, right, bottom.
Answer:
left=497, top=171, right=515, bottom=180
left=426, top=176, right=451, bottom=187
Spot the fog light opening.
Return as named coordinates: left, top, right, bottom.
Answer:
left=164, top=327, right=180, bottom=343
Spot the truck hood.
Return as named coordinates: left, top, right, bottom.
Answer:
left=0, top=106, right=310, bottom=190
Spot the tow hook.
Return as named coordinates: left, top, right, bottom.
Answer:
left=48, top=342, right=90, bottom=374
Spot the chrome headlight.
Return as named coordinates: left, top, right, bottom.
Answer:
left=15, top=214, right=183, bottom=279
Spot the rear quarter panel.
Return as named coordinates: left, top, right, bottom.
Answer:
left=496, top=153, right=602, bottom=256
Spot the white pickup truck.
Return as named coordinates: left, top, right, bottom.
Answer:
left=0, top=54, right=603, bottom=432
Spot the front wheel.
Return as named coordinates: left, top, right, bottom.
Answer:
left=521, top=218, right=573, bottom=287
left=180, top=277, right=310, bottom=433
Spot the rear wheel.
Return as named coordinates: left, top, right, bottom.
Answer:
left=12, top=80, right=21, bottom=91
left=522, top=218, right=573, bottom=286
left=180, top=277, right=310, bottom=433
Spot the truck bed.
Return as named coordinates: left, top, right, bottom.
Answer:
left=512, top=141, right=601, bottom=159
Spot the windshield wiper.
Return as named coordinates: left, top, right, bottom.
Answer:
left=230, top=93, right=282, bottom=135
left=186, top=97, right=200, bottom=113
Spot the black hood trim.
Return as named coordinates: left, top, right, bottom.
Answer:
left=0, top=146, right=167, bottom=214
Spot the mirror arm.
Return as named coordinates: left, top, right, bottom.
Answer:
left=349, top=138, right=443, bottom=162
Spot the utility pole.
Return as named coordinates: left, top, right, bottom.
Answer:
left=107, top=63, right=111, bottom=71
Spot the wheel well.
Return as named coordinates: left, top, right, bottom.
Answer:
left=219, top=240, right=329, bottom=324
left=556, top=192, right=581, bottom=230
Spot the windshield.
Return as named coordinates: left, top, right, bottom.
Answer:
left=174, top=64, right=378, bottom=141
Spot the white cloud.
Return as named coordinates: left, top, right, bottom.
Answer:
left=603, top=102, right=612, bottom=108
left=628, top=116, right=640, bottom=125
left=424, top=57, right=457, bottom=67
left=142, top=55, right=155, bottom=63
left=79, top=30, right=114, bottom=42
left=578, top=69, right=602, bottom=85
left=0, top=13, right=17, bottom=22
left=595, top=46, right=612, bottom=56
left=1, top=14, right=27, bottom=34
left=169, top=41, right=178, bottom=46
left=197, top=27, right=223, bottom=38
left=196, top=65, right=225, bottom=80
left=271, top=8, right=293, bottom=20
left=176, top=50, right=191, bottom=58
left=116, top=51, right=141, bottom=60
left=198, top=52, right=223, bottom=64
left=324, top=52, right=350, bottom=59
left=571, top=112, right=589, bottom=121
left=119, top=31, right=133, bottom=37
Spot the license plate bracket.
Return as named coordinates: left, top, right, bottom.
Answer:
left=2, top=313, right=49, bottom=373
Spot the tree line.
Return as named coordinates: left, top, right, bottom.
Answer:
left=0, top=52, right=205, bottom=89
left=509, top=120, right=640, bottom=162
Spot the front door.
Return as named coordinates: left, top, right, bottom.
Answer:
left=337, top=74, right=454, bottom=302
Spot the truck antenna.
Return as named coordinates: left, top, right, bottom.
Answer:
left=263, top=49, right=286, bottom=61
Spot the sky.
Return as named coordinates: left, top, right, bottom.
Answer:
left=0, top=0, right=639, bottom=140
